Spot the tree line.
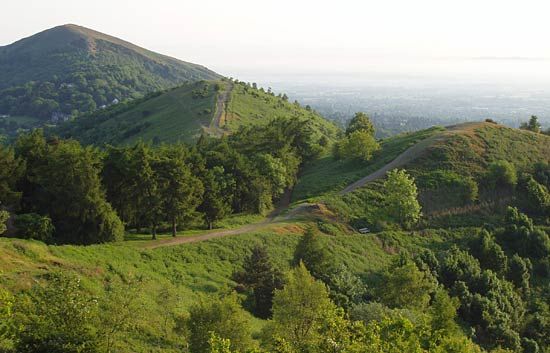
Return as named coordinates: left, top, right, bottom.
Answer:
left=0, top=114, right=331, bottom=244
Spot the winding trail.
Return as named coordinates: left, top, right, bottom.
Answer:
left=144, top=188, right=292, bottom=249
left=340, top=122, right=484, bottom=194
left=144, top=122, right=485, bottom=249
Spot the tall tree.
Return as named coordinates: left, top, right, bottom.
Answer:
left=199, top=166, right=233, bottom=230
left=383, top=169, right=422, bottom=227
left=293, top=228, right=332, bottom=280
left=520, top=116, right=542, bottom=133
left=0, top=146, right=24, bottom=208
left=269, top=263, right=338, bottom=352
left=154, top=146, right=203, bottom=236
left=232, top=245, right=283, bottom=318
left=15, top=131, right=123, bottom=244
left=345, top=112, right=375, bottom=136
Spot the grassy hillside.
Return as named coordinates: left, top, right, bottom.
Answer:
left=223, top=83, right=339, bottom=140
left=311, top=122, right=550, bottom=228
left=54, top=80, right=340, bottom=145
left=0, top=24, right=219, bottom=123
left=292, top=126, right=444, bottom=201
left=54, top=81, right=221, bottom=145
left=409, top=122, right=550, bottom=179
left=1, top=220, right=463, bottom=351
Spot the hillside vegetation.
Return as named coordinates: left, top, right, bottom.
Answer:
left=54, top=81, right=221, bottom=145
left=0, top=221, right=475, bottom=352
left=224, top=82, right=339, bottom=139
left=0, top=24, right=219, bottom=125
left=1, top=105, right=549, bottom=353
left=53, top=80, right=340, bottom=145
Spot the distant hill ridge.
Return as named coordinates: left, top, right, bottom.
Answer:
left=0, top=24, right=220, bottom=122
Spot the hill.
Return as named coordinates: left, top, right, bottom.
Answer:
left=302, top=122, right=550, bottom=228
left=1, top=119, right=549, bottom=352
left=53, top=80, right=340, bottom=145
left=0, top=219, right=469, bottom=351
left=0, top=24, right=219, bottom=125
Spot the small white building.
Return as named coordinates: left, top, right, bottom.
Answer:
left=51, top=112, right=70, bottom=123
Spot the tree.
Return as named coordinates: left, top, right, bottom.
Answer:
left=470, top=230, right=508, bottom=276
left=102, top=145, right=138, bottom=224
left=13, top=272, right=100, bottom=353
left=520, top=116, right=542, bottom=133
left=15, top=132, right=123, bottom=244
left=430, top=288, right=460, bottom=334
left=0, top=210, right=8, bottom=235
left=0, top=287, right=15, bottom=350
left=14, top=213, right=54, bottom=241
left=268, top=263, right=338, bottom=352
left=524, top=177, right=550, bottom=216
left=336, top=130, right=380, bottom=161
left=325, top=264, right=367, bottom=311
left=199, top=166, right=234, bottom=230
left=293, top=228, right=331, bottom=280
left=0, top=145, right=24, bottom=208
left=487, top=161, right=517, bottom=189
left=507, top=254, right=531, bottom=293
left=185, top=294, right=253, bottom=353
left=154, top=146, right=204, bottom=236
left=98, top=277, right=145, bottom=353
left=346, top=112, right=375, bottom=136
left=383, top=169, right=422, bottom=227
left=379, top=259, right=436, bottom=309
left=232, top=245, right=284, bottom=319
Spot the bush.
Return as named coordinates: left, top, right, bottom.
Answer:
left=487, top=161, right=517, bottom=188
left=185, top=294, right=253, bottom=353
left=0, top=210, right=8, bottom=235
left=14, top=214, right=54, bottom=241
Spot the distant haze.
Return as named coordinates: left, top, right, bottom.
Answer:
left=2, top=0, right=550, bottom=84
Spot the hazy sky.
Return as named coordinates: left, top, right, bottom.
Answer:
left=2, top=0, right=550, bottom=81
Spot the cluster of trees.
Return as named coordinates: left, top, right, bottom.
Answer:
left=484, top=159, right=550, bottom=220
left=520, top=115, right=550, bottom=135
left=0, top=113, right=330, bottom=243
left=334, top=112, right=381, bottom=161
left=415, top=208, right=550, bottom=352
left=0, top=231, right=490, bottom=353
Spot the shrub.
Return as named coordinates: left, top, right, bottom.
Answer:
left=185, top=294, right=253, bottom=353
left=487, top=161, right=517, bottom=188
left=14, top=213, right=54, bottom=241
left=0, top=210, right=8, bottom=235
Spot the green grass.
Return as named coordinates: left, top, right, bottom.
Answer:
left=411, top=123, right=550, bottom=180
left=292, top=127, right=445, bottom=201
left=0, top=221, right=470, bottom=352
left=57, top=81, right=222, bottom=145
left=225, top=83, right=339, bottom=141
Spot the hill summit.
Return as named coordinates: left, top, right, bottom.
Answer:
left=0, top=24, right=220, bottom=122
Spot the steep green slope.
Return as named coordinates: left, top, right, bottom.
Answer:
left=54, top=81, right=220, bottom=145
left=0, top=24, right=219, bottom=122
left=292, top=126, right=445, bottom=201
left=223, top=82, right=339, bottom=139
left=315, top=122, right=550, bottom=228
left=54, top=80, right=340, bottom=145
left=0, top=223, right=463, bottom=352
